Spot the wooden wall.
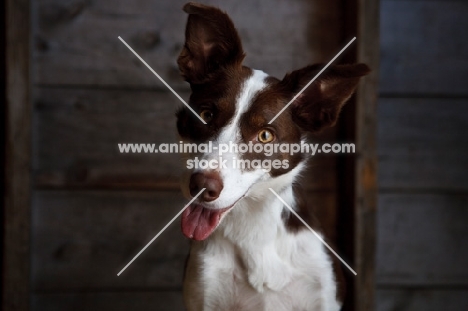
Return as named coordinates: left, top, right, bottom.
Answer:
left=3, top=0, right=31, bottom=310
left=30, top=0, right=355, bottom=309
left=377, top=1, right=468, bottom=310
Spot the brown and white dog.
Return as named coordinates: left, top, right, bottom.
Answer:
left=176, top=3, right=369, bottom=310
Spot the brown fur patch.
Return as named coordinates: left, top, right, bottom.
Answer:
left=237, top=79, right=305, bottom=176
left=281, top=63, right=370, bottom=133
left=281, top=184, right=322, bottom=233
left=177, top=66, right=252, bottom=142
left=177, top=2, right=245, bottom=85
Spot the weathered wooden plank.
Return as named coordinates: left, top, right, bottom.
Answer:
left=32, top=190, right=189, bottom=291
left=32, top=189, right=338, bottom=291
left=32, top=291, right=185, bottom=311
left=376, top=193, right=468, bottom=286
left=353, top=0, right=380, bottom=310
left=33, top=88, right=186, bottom=189
left=380, top=1, right=468, bottom=95
left=3, top=0, right=31, bottom=310
left=378, top=98, right=468, bottom=190
left=33, top=87, right=339, bottom=190
left=376, top=289, right=468, bottom=311
left=34, top=0, right=343, bottom=87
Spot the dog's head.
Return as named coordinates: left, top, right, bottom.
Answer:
left=176, top=2, right=369, bottom=241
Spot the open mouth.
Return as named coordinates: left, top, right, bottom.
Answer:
left=181, top=203, right=234, bottom=241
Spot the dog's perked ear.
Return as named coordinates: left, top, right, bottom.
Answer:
left=281, top=63, right=370, bottom=132
left=177, top=2, right=245, bottom=84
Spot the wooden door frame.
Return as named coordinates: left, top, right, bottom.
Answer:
left=340, top=0, right=380, bottom=310
left=2, top=0, right=31, bottom=310
left=338, top=0, right=379, bottom=310
left=354, top=1, right=379, bottom=310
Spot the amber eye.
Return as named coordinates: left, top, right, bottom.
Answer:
left=200, top=110, right=213, bottom=123
left=258, top=129, right=274, bottom=143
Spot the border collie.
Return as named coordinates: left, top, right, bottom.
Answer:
left=176, top=3, right=369, bottom=310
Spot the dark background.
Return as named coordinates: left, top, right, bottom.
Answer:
left=376, top=0, right=468, bottom=308
left=2, top=0, right=468, bottom=310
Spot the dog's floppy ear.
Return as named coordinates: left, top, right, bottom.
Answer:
left=281, top=63, right=370, bottom=132
left=177, top=2, right=245, bottom=84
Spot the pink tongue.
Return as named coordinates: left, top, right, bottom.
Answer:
left=181, top=204, right=222, bottom=241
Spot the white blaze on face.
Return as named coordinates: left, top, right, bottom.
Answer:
left=197, top=69, right=270, bottom=210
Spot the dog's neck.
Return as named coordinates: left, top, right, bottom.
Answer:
left=199, top=164, right=310, bottom=293
left=211, top=162, right=305, bottom=247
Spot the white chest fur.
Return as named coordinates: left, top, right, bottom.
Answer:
left=183, top=186, right=341, bottom=311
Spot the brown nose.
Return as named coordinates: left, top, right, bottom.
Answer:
left=189, top=172, right=223, bottom=202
